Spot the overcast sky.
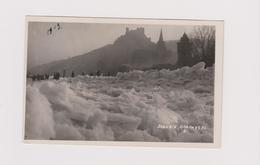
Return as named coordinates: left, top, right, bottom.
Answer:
left=27, top=22, right=194, bottom=69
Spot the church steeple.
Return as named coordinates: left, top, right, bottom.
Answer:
left=157, top=28, right=166, bottom=51
left=156, top=29, right=168, bottom=62
left=158, top=29, right=164, bottom=42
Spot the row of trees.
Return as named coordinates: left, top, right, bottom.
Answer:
left=177, top=26, right=215, bottom=68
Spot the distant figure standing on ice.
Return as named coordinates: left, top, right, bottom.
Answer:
left=63, top=69, right=66, bottom=78
left=96, top=70, right=101, bottom=76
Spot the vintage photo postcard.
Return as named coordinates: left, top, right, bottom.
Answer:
left=23, top=16, right=223, bottom=147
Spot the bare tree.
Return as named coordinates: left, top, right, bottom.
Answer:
left=190, top=26, right=215, bottom=67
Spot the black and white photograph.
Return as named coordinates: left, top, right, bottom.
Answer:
left=24, top=16, right=223, bottom=146
left=3, top=0, right=260, bottom=164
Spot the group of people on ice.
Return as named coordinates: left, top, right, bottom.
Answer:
left=27, top=70, right=105, bottom=81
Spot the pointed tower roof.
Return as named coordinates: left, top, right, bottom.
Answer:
left=157, top=29, right=165, bottom=46
left=159, top=29, right=164, bottom=42
left=180, top=32, right=190, bottom=42
left=157, top=28, right=167, bottom=59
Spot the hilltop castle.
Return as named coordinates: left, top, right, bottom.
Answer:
left=113, top=27, right=152, bottom=47
left=125, top=27, right=145, bottom=36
